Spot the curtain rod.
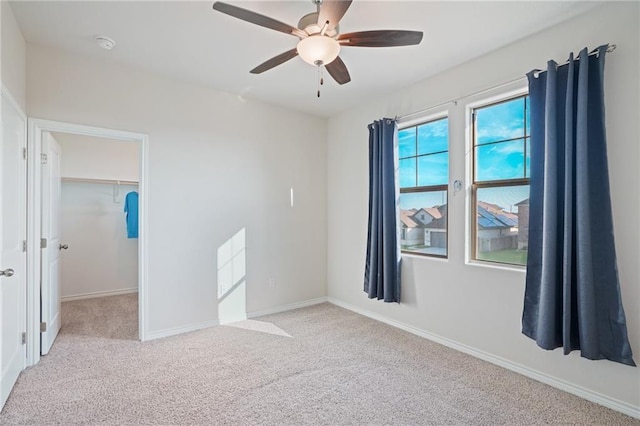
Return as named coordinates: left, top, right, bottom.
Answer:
left=61, top=177, right=139, bottom=185
left=397, top=44, right=616, bottom=123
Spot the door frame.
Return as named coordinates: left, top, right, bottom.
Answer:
left=26, top=118, right=149, bottom=366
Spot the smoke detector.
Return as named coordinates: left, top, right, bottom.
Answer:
left=95, top=36, right=116, bottom=50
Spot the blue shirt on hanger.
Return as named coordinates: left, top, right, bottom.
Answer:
left=124, top=191, right=139, bottom=239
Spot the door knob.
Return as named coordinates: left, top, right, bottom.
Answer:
left=59, top=244, right=69, bottom=250
left=0, top=268, right=15, bottom=277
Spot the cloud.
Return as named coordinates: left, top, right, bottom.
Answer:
left=477, top=121, right=524, bottom=142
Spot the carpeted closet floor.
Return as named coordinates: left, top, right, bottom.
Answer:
left=0, top=294, right=636, bottom=425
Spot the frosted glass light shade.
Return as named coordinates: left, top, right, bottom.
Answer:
left=297, top=35, right=340, bottom=66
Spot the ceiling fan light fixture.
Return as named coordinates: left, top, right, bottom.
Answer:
left=297, top=35, right=340, bottom=66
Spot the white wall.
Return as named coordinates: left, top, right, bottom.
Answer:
left=1, top=0, right=26, bottom=109
left=56, top=133, right=140, bottom=182
left=27, top=44, right=327, bottom=335
left=55, top=132, right=140, bottom=300
left=60, top=181, right=138, bottom=300
left=327, top=2, right=639, bottom=416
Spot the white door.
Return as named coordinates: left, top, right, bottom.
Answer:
left=40, top=133, right=62, bottom=355
left=0, top=93, right=27, bottom=409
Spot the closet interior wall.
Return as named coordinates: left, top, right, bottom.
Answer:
left=54, top=132, right=140, bottom=301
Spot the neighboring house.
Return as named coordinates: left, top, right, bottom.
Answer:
left=400, top=209, right=423, bottom=245
left=400, top=205, right=447, bottom=249
left=402, top=201, right=526, bottom=253
left=412, top=207, right=442, bottom=226
left=515, top=198, right=529, bottom=250
left=476, top=201, right=519, bottom=253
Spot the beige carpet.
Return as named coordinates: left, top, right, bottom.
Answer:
left=0, top=294, right=637, bottom=425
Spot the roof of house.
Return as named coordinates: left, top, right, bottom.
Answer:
left=477, top=201, right=518, bottom=229
left=401, top=206, right=448, bottom=228
left=403, top=202, right=517, bottom=230
left=414, top=207, right=442, bottom=220
left=400, top=210, right=420, bottom=228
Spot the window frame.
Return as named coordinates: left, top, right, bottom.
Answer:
left=469, top=92, right=530, bottom=267
left=397, top=112, right=449, bottom=259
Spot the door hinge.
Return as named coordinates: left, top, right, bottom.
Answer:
left=41, top=238, right=47, bottom=249
left=21, top=332, right=26, bottom=345
left=41, top=153, right=48, bottom=165
left=23, top=148, right=27, bottom=160
left=40, top=322, right=47, bottom=332
left=23, top=240, right=27, bottom=252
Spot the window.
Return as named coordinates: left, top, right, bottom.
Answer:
left=471, top=95, right=530, bottom=266
left=398, top=116, right=448, bottom=257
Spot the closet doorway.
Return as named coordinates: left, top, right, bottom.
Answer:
left=26, top=120, right=148, bottom=366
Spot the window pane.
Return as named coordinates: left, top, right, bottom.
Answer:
left=399, top=158, right=416, bottom=188
left=475, top=185, right=529, bottom=265
left=418, top=152, right=448, bottom=186
left=398, top=127, right=416, bottom=158
left=400, top=190, right=447, bottom=256
left=475, top=139, right=525, bottom=182
left=417, top=118, right=448, bottom=155
left=476, top=97, right=525, bottom=145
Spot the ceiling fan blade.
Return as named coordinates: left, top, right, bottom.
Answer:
left=213, top=2, right=306, bottom=38
left=317, top=0, right=352, bottom=32
left=250, top=49, right=299, bottom=74
left=338, top=30, right=424, bottom=47
left=325, top=56, right=351, bottom=85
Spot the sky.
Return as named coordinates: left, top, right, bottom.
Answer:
left=399, top=96, right=530, bottom=212
left=399, top=118, right=449, bottom=187
left=400, top=191, right=447, bottom=210
left=474, top=96, right=531, bottom=211
left=477, top=185, right=529, bottom=213
left=475, top=96, right=530, bottom=181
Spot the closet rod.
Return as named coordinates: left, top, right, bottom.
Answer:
left=61, top=177, right=139, bottom=185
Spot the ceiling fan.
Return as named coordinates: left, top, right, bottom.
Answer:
left=212, top=0, right=423, bottom=88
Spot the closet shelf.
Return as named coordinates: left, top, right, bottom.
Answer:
left=61, top=177, right=138, bottom=185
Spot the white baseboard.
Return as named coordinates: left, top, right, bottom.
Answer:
left=327, top=297, right=640, bottom=420
left=219, top=314, right=248, bottom=325
left=145, top=319, right=220, bottom=341
left=62, top=288, right=138, bottom=302
left=247, top=296, right=328, bottom=319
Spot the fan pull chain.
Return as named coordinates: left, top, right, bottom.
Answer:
left=317, top=66, right=324, bottom=98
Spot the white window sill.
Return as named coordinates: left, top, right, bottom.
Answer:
left=465, top=259, right=526, bottom=273
left=401, top=253, right=449, bottom=263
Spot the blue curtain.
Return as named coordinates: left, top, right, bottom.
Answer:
left=522, top=45, right=635, bottom=366
left=364, top=118, right=401, bottom=302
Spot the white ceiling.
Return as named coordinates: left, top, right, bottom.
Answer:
left=10, top=1, right=599, bottom=118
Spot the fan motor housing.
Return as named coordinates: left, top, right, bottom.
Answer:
left=298, top=12, right=339, bottom=37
